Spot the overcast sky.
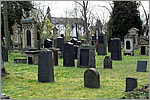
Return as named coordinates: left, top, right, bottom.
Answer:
left=33, top=1, right=149, bottom=24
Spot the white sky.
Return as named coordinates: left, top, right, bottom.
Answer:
left=33, top=1, right=149, bottom=24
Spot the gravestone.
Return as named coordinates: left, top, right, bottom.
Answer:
left=125, top=77, right=137, bottom=92
left=110, top=38, right=122, bottom=60
left=139, top=37, right=148, bottom=56
left=97, top=34, right=107, bottom=55
left=124, top=35, right=134, bottom=56
left=108, top=39, right=112, bottom=52
left=2, top=45, right=8, bottom=62
left=91, top=36, right=96, bottom=47
left=55, top=37, right=64, bottom=52
left=69, top=38, right=78, bottom=45
left=25, top=48, right=39, bottom=65
left=49, top=48, right=59, bottom=66
left=77, top=44, right=95, bottom=68
left=84, top=68, right=100, bottom=88
left=63, top=42, right=75, bottom=67
left=74, top=45, right=79, bottom=59
left=104, top=56, right=112, bottom=69
left=38, top=49, right=54, bottom=82
left=136, top=60, right=147, bottom=72
left=44, top=38, right=52, bottom=48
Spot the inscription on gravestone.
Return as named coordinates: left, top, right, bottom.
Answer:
left=125, top=77, right=137, bottom=92
left=38, top=49, right=54, bottom=82
left=136, top=60, right=147, bottom=72
left=84, top=68, right=100, bottom=88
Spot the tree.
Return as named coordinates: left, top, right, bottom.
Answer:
left=107, top=1, right=143, bottom=40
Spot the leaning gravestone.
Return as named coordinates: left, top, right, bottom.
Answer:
left=136, top=60, right=147, bottom=72
left=104, top=56, right=112, bottom=69
left=110, top=38, right=122, bottom=60
left=38, top=49, right=54, bottom=82
left=77, top=44, right=95, bottom=68
left=125, top=77, right=137, bottom=92
left=84, top=68, right=100, bottom=88
left=2, top=45, right=8, bottom=62
left=97, top=34, right=107, bottom=55
left=63, top=42, right=75, bottom=67
left=44, top=38, right=52, bottom=48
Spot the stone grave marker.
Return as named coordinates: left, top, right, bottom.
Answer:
left=49, top=48, right=59, bottom=66
left=97, top=34, right=107, bottom=55
left=2, top=45, right=8, bottom=62
left=55, top=36, right=64, bottom=53
left=84, top=68, right=100, bottom=88
left=63, top=42, right=75, bottom=67
left=125, top=77, right=137, bottom=92
left=38, top=49, right=54, bottom=82
left=104, top=56, right=112, bottom=69
left=108, top=39, right=112, bottom=52
left=77, top=44, right=95, bottom=68
left=74, top=45, right=79, bottom=59
left=110, top=38, right=122, bottom=60
left=136, top=60, right=147, bottom=72
left=44, top=38, right=52, bottom=48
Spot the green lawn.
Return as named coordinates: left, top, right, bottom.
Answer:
left=1, top=49, right=149, bottom=99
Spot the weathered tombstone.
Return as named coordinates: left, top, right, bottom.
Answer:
left=110, top=38, right=122, bottom=60
left=139, top=37, right=148, bottom=56
left=2, top=45, right=8, bottom=62
left=97, top=34, right=107, bottom=55
left=74, top=45, right=79, bottom=59
left=63, top=42, right=75, bottom=67
left=77, top=44, right=95, bottom=68
left=136, top=60, right=147, bottom=72
left=49, top=48, right=59, bottom=66
left=44, top=38, right=52, bottom=48
left=84, top=68, right=100, bottom=88
left=25, top=48, right=39, bottom=65
left=55, top=36, right=64, bottom=52
left=38, top=49, right=54, bottom=82
left=104, top=56, right=112, bottom=69
left=124, top=34, right=134, bottom=56
left=125, top=77, right=137, bottom=92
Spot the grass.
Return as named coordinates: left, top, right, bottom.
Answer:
left=1, top=49, right=149, bottom=99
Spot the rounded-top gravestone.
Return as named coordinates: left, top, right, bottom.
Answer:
left=104, top=56, right=112, bottom=69
left=84, top=68, right=100, bottom=88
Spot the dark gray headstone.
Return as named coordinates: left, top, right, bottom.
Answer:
left=97, top=34, right=107, bottom=55
left=44, top=38, right=52, bottom=48
left=55, top=37, right=64, bottom=52
left=84, top=68, right=100, bottom=88
left=104, top=56, right=112, bottom=69
left=38, top=49, right=54, bottom=82
left=77, top=44, right=95, bottom=68
left=125, top=77, right=137, bottom=92
left=49, top=48, right=59, bottom=66
left=2, top=45, right=8, bottom=62
left=136, top=60, right=147, bottom=72
left=63, top=42, right=75, bottom=67
left=74, top=45, right=79, bottom=59
left=110, top=38, right=122, bottom=60
left=108, top=39, right=112, bottom=52
left=141, top=46, right=146, bottom=55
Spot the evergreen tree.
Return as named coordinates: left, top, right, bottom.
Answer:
left=107, top=1, right=143, bottom=40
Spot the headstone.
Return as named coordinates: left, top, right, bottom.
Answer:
left=110, top=38, right=122, bottom=60
left=2, top=45, right=8, bottom=62
left=139, top=37, right=148, bottom=56
left=63, top=42, right=75, bottom=67
left=77, top=44, right=95, bottom=68
left=44, top=38, right=52, bottom=48
left=38, top=49, right=54, bottom=82
left=125, top=77, right=137, bottom=92
left=55, top=37, right=64, bottom=52
left=91, top=36, right=96, bottom=47
left=25, top=48, right=39, bottom=65
left=104, top=56, right=112, bottom=69
left=136, top=60, right=147, bottom=72
left=84, top=68, right=100, bottom=88
left=74, top=45, right=79, bottom=59
left=49, top=48, right=59, bottom=66
left=97, top=34, right=107, bottom=55
left=108, top=39, right=112, bottom=52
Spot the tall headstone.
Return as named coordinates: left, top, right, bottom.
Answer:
left=49, top=48, right=59, bottom=66
left=136, top=60, right=147, bottom=72
left=125, top=77, right=137, bottom=92
left=2, top=45, right=8, bottom=62
left=63, top=42, right=75, bottom=67
left=97, top=34, right=107, bottom=55
left=55, top=36, right=64, bottom=53
left=84, top=68, right=100, bottom=88
left=77, top=44, right=95, bottom=68
left=38, top=49, right=54, bottom=82
left=104, top=56, right=112, bottom=69
left=108, top=39, right=112, bottom=52
left=110, top=38, right=122, bottom=60
left=44, top=38, right=52, bottom=48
